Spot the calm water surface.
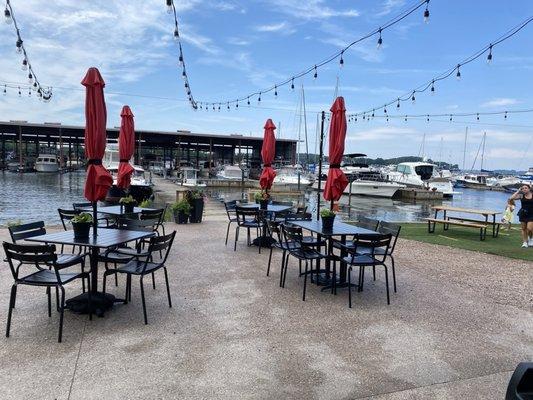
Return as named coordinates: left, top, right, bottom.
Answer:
left=0, top=171, right=513, bottom=225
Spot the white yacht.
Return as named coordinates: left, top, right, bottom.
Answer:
left=388, top=162, right=456, bottom=197
left=176, top=167, right=206, bottom=187
left=274, top=165, right=313, bottom=186
left=313, top=179, right=404, bottom=198
left=454, top=174, right=488, bottom=189
left=34, top=153, right=59, bottom=172
left=217, top=165, right=248, bottom=180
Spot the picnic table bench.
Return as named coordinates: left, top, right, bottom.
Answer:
left=425, top=217, right=488, bottom=240
left=430, top=205, right=501, bottom=238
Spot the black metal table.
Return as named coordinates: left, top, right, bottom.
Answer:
left=80, top=205, right=156, bottom=216
left=291, top=219, right=380, bottom=288
left=26, top=228, right=154, bottom=315
left=239, top=204, right=293, bottom=247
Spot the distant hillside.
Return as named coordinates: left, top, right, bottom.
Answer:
left=298, top=153, right=459, bottom=169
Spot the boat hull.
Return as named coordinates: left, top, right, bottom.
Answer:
left=314, top=180, right=404, bottom=198
left=35, top=163, right=59, bottom=172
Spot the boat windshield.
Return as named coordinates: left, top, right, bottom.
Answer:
left=414, top=165, right=434, bottom=180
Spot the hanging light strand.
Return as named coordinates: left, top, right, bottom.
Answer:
left=194, top=0, right=431, bottom=108
left=346, top=15, right=533, bottom=119
left=166, top=0, right=197, bottom=109
left=347, top=108, right=533, bottom=122
left=3, top=0, right=52, bottom=101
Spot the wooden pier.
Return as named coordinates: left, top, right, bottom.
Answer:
left=394, top=188, right=444, bottom=200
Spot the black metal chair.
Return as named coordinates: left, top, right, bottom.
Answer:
left=8, top=221, right=88, bottom=292
left=3, top=242, right=91, bottom=343
left=72, top=202, right=111, bottom=227
left=332, top=216, right=380, bottom=253
left=140, top=207, right=166, bottom=235
left=281, top=225, right=330, bottom=301
left=337, top=233, right=392, bottom=307
left=265, top=220, right=300, bottom=286
left=224, top=200, right=238, bottom=246
left=102, top=231, right=176, bottom=325
left=356, top=221, right=401, bottom=292
left=234, top=206, right=263, bottom=253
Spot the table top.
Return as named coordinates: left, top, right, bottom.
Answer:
left=432, top=205, right=500, bottom=215
left=238, top=204, right=293, bottom=213
left=291, top=219, right=380, bottom=237
left=80, top=205, right=156, bottom=216
left=25, top=228, right=154, bottom=249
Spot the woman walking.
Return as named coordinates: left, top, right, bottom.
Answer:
left=510, top=184, right=533, bottom=247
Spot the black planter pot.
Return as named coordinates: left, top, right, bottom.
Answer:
left=321, top=215, right=335, bottom=231
left=174, top=211, right=189, bottom=224
left=123, top=203, right=136, bottom=213
left=259, top=199, right=269, bottom=210
left=72, top=222, right=91, bottom=239
left=189, top=198, right=204, bottom=223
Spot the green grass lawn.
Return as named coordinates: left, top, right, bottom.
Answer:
left=399, top=223, right=533, bottom=262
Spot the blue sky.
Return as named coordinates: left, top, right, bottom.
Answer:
left=0, top=0, right=532, bottom=170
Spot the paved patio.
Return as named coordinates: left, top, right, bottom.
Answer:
left=0, top=208, right=531, bottom=399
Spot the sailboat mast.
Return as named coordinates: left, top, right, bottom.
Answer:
left=481, top=131, right=486, bottom=171
left=296, top=87, right=302, bottom=166
left=462, top=126, right=468, bottom=171
left=439, top=136, right=443, bottom=168
left=301, top=85, right=309, bottom=170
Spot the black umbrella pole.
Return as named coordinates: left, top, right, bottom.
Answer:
left=92, top=201, right=97, bottom=237
left=316, top=111, right=325, bottom=220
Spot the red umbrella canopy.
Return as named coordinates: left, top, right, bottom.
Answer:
left=323, top=96, right=349, bottom=202
left=259, top=119, right=277, bottom=190
left=81, top=67, right=113, bottom=202
left=116, top=105, right=136, bottom=189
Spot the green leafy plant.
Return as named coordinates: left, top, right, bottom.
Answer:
left=119, top=195, right=136, bottom=204
left=171, top=199, right=191, bottom=215
left=320, top=208, right=336, bottom=218
left=254, top=189, right=270, bottom=202
left=139, top=199, right=152, bottom=208
left=71, top=212, right=93, bottom=224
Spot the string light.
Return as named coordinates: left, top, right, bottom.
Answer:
left=195, top=0, right=431, bottom=109
left=346, top=17, right=533, bottom=120
left=423, top=0, right=430, bottom=23
left=430, top=80, right=435, bottom=94
left=274, top=85, right=278, bottom=98
left=487, top=44, right=493, bottom=64
left=377, top=28, right=383, bottom=49
left=166, top=0, right=173, bottom=14
left=4, top=0, right=52, bottom=101
left=396, top=99, right=400, bottom=109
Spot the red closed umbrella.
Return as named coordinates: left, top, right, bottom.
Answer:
left=81, top=67, right=113, bottom=234
left=323, top=96, right=349, bottom=204
left=259, top=119, right=277, bottom=190
left=116, top=105, right=135, bottom=189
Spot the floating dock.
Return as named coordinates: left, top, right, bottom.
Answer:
left=394, top=188, right=444, bottom=200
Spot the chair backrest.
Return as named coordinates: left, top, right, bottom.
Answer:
left=235, top=206, right=260, bottom=225
left=351, top=233, right=392, bottom=263
left=3, top=241, right=57, bottom=279
left=356, top=216, right=380, bottom=231
left=8, top=221, right=46, bottom=243
left=146, top=231, right=176, bottom=266
left=224, top=201, right=237, bottom=220
left=266, top=220, right=281, bottom=241
left=296, top=205, right=308, bottom=214
left=378, top=221, right=401, bottom=254
left=140, top=208, right=166, bottom=228
left=58, top=208, right=81, bottom=230
left=284, top=212, right=312, bottom=222
left=118, top=216, right=158, bottom=232
left=72, top=202, right=92, bottom=210
left=281, top=224, right=303, bottom=247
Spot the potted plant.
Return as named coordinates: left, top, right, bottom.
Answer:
left=71, top=212, right=93, bottom=239
left=171, top=199, right=191, bottom=224
left=320, top=208, right=336, bottom=231
left=119, top=195, right=137, bottom=213
left=256, top=189, right=270, bottom=210
left=187, top=190, right=205, bottom=223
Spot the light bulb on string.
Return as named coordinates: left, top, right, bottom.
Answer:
left=362, top=113, right=366, bottom=120
left=181, top=70, right=186, bottom=79
left=404, top=115, right=407, bottom=122
left=291, top=78, right=294, bottom=91
left=212, top=104, right=215, bottom=111
left=377, top=28, right=383, bottom=49
left=32, top=82, right=37, bottom=91
left=423, top=0, right=430, bottom=23
left=4, top=6, right=11, bottom=24
left=18, top=86, right=21, bottom=96
left=384, top=106, right=387, bottom=114
left=166, top=0, right=173, bottom=14
left=313, top=65, right=318, bottom=79
left=426, top=115, right=429, bottom=122
left=28, top=72, right=33, bottom=84
left=21, top=59, right=27, bottom=70
left=174, top=27, right=180, bottom=41
left=371, top=109, right=375, bottom=118
left=247, top=97, right=250, bottom=106
left=430, top=80, right=435, bottom=94
left=411, top=92, right=416, bottom=104
left=339, top=51, right=344, bottom=68
left=28, top=87, right=31, bottom=97
left=16, top=38, right=22, bottom=53
left=456, top=64, right=461, bottom=80
left=354, top=116, right=357, bottom=122
left=274, top=85, right=278, bottom=98
left=449, top=115, right=453, bottom=122
left=504, top=111, right=508, bottom=120
left=3, top=85, right=6, bottom=95
left=258, top=92, right=261, bottom=103
left=386, top=116, right=389, bottom=122
left=227, top=102, right=230, bottom=110
left=487, top=44, right=493, bottom=64
left=476, top=113, right=479, bottom=121
left=236, top=101, right=239, bottom=109
left=396, top=99, right=400, bottom=109
left=218, top=104, right=221, bottom=111
left=179, top=53, right=183, bottom=65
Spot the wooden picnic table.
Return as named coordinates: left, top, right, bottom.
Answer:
left=431, top=205, right=501, bottom=238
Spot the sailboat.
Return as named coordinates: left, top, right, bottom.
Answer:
left=454, top=132, right=489, bottom=189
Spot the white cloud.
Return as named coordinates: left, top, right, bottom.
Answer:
left=481, top=148, right=524, bottom=159
left=480, top=98, right=520, bottom=108
left=265, top=0, right=359, bottom=20
left=376, top=0, right=406, bottom=17
left=227, top=37, right=251, bottom=46
left=347, top=126, right=418, bottom=141
left=254, top=22, right=295, bottom=34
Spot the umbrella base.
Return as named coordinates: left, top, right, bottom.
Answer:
left=65, top=292, right=124, bottom=317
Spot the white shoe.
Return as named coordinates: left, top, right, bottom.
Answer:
left=522, top=242, right=528, bottom=248
left=529, top=239, right=533, bottom=247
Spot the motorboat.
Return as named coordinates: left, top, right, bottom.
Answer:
left=388, top=162, right=456, bottom=197
left=217, top=164, right=247, bottom=180
left=274, top=165, right=313, bottom=186
left=34, top=153, right=59, bottom=172
left=104, top=144, right=153, bottom=201
left=454, top=174, right=488, bottom=189
left=176, top=167, right=206, bottom=187
left=313, top=179, right=404, bottom=198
